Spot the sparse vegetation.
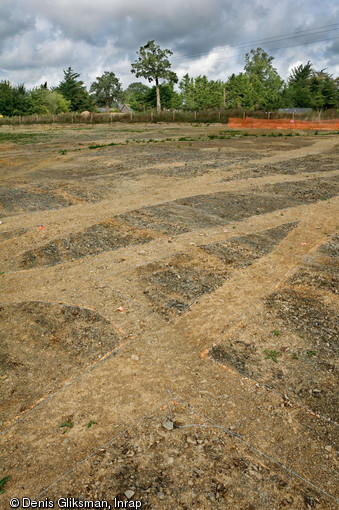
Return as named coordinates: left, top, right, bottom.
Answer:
left=59, top=419, right=74, bottom=430
left=0, top=476, right=10, bottom=495
left=87, top=420, right=98, bottom=428
left=264, top=349, right=281, bottom=363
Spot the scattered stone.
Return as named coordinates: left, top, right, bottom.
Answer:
left=124, top=490, right=135, bottom=499
left=325, top=445, right=332, bottom=452
left=131, top=354, right=139, bottom=361
left=157, top=491, right=165, bottom=499
left=162, top=420, right=174, bottom=431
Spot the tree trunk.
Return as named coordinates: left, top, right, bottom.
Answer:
left=156, top=79, right=161, bottom=114
left=105, top=98, right=110, bottom=113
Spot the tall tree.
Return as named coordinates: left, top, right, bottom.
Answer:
left=0, top=81, right=31, bottom=116
left=179, top=74, right=226, bottom=110
left=244, top=48, right=283, bottom=109
left=143, top=83, right=181, bottom=110
left=285, top=61, right=314, bottom=107
left=56, top=67, right=94, bottom=112
left=90, top=71, right=122, bottom=111
left=179, top=73, right=195, bottom=110
left=225, top=73, right=256, bottom=109
left=121, top=82, right=151, bottom=111
left=131, top=40, right=178, bottom=113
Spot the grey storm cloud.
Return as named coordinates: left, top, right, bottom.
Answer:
left=0, top=1, right=34, bottom=45
left=0, top=0, right=338, bottom=88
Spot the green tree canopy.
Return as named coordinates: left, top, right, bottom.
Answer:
left=90, top=71, right=122, bottom=110
left=225, top=73, right=256, bottom=109
left=28, top=86, right=70, bottom=115
left=285, top=62, right=339, bottom=108
left=0, top=81, right=31, bottom=116
left=244, top=48, right=283, bottom=109
left=179, top=74, right=226, bottom=110
left=121, top=82, right=151, bottom=111
left=131, top=40, right=178, bottom=113
left=285, top=61, right=314, bottom=107
left=143, top=82, right=181, bottom=110
left=55, top=67, right=94, bottom=112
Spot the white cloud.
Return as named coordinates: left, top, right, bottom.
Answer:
left=0, top=0, right=338, bottom=89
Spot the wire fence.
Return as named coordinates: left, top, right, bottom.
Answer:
left=0, top=108, right=338, bottom=126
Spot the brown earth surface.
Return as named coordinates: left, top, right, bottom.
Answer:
left=0, top=123, right=338, bottom=509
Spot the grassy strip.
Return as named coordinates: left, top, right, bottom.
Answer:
left=0, top=132, right=49, bottom=144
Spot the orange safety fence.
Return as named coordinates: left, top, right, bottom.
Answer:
left=228, top=117, right=339, bottom=130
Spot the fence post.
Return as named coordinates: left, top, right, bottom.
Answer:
left=130, top=112, right=133, bottom=122
left=72, top=114, right=74, bottom=124
left=151, top=112, right=153, bottom=122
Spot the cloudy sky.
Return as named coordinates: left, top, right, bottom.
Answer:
left=0, top=0, right=338, bottom=90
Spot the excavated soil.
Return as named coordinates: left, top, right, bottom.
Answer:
left=0, top=301, right=124, bottom=428
left=0, top=123, right=338, bottom=509
left=118, top=223, right=298, bottom=320
left=211, top=234, right=339, bottom=422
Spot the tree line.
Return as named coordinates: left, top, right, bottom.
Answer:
left=0, top=41, right=338, bottom=117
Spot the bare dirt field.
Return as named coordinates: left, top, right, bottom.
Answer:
left=0, top=123, right=338, bottom=509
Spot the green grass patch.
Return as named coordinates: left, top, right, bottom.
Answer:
left=0, top=476, right=10, bottom=494
left=0, top=132, right=49, bottom=144
left=264, top=349, right=281, bottom=363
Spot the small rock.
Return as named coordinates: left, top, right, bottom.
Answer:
left=325, top=445, right=332, bottom=452
left=162, top=420, right=174, bottom=431
left=131, top=354, right=139, bottom=361
left=157, top=492, right=165, bottom=500
left=124, top=490, right=135, bottom=499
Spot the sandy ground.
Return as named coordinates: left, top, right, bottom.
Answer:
left=0, top=123, right=338, bottom=509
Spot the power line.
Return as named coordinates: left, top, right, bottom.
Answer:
left=171, top=23, right=339, bottom=63
left=185, top=36, right=339, bottom=70
left=111, top=23, right=339, bottom=75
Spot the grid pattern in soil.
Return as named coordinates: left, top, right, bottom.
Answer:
left=114, top=223, right=298, bottom=320
left=0, top=301, right=123, bottom=428
left=43, top=403, right=337, bottom=510
left=210, top=234, right=339, bottom=422
left=18, top=219, right=155, bottom=270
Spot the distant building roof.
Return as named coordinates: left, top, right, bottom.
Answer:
left=118, top=103, right=133, bottom=113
